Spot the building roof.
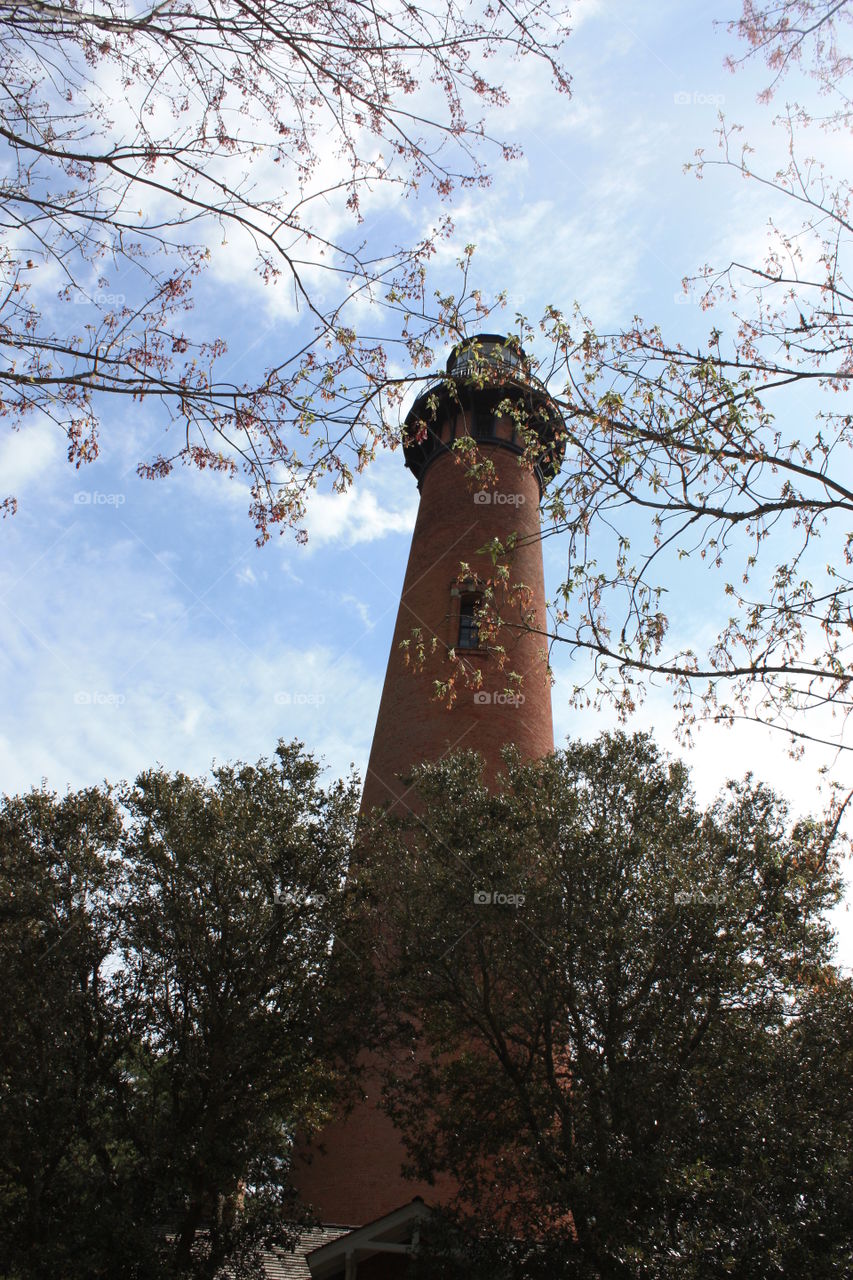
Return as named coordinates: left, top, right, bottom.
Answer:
left=261, top=1225, right=356, bottom=1280
left=305, top=1200, right=431, bottom=1280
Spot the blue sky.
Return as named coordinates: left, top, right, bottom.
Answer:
left=2, top=0, right=851, bottom=965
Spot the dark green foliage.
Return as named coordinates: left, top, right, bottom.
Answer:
left=0, top=786, right=143, bottom=1277
left=3, top=732, right=849, bottom=1278
left=0, top=743, right=370, bottom=1280
left=366, top=733, right=853, bottom=1278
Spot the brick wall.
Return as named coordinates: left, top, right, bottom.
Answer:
left=294, top=436, right=554, bottom=1226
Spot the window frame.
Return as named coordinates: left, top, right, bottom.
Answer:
left=449, top=578, right=488, bottom=656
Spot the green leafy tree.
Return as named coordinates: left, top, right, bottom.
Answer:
left=0, top=785, right=145, bottom=1278
left=117, top=744, right=370, bottom=1278
left=0, top=742, right=371, bottom=1280
left=363, top=734, right=853, bottom=1277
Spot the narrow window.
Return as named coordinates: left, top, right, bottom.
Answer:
left=458, top=595, right=481, bottom=650
left=474, top=409, right=496, bottom=439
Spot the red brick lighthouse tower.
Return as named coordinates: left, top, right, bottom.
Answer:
left=294, top=335, right=565, bottom=1278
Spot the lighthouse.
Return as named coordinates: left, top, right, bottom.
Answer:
left=292, top=334, right=566, bottom=1277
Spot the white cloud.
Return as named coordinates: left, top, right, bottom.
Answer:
left=343, top=593, right=374, bottom=630
left=0, top=421, right=63, bottom=495
left=0, top=525, right=378, bottom=796
left=303, top=475, right=417, bottom=548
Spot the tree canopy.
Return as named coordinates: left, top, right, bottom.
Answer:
left=2, top=729, right=850, bottom=1275
left=364, top=733, right=853, bottom=1277
left=0, top=742, right=370, bottom=1279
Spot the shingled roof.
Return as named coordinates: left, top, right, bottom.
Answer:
left=262, top=1225, right=355, bottom=1280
